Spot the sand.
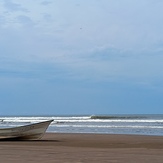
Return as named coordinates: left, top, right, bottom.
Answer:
left=0, top=133, right=163, bottom=163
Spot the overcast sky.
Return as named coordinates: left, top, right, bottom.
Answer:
left=0, top=0, right=163, bottom=115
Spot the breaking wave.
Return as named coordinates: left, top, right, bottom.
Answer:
left=90, top=115, right=147, bottom=120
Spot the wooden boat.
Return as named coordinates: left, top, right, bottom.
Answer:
left=0, top=120, right=53, bottom=140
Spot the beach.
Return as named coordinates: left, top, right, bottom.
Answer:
left=0, top=133, right=163, bottom=162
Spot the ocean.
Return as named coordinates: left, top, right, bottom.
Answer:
left=1, top=114, right=163, bottom=136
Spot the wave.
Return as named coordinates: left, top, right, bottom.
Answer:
left=90, top=115, right=147, bottom=120
left=1, top=115, right=163, bottom=126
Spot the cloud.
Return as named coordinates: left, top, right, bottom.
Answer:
left=16, top=15, right=35, bottom=27
left=3, top=0, right=28, bottom=12
left=0, top=15, right=7, bottom=28
left=0, top=0, right=163, bottom=86
left=41, top=1, right=52, bottom=6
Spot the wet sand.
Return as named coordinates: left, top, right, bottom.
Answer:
left=0, top=133, right=163, bottom=162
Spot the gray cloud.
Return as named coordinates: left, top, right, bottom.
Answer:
left=1, top=0, right=163, bottom=84
left=3, top=0, right=28, bottom=12
left=17, top=15, right=35, bottom=27
left=42, top=13, right=53, bottom=22
left=0, top=15, right=6, bottom=26
left=41, top=1, right=52, bottom=6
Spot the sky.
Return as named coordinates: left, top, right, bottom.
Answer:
left=0, top=0, right=163, bottom=115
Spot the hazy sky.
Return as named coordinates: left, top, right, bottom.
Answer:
left=0, top=0, right=163, bottom=115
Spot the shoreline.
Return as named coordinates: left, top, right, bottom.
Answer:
left=0, top=133, right=163, bottom=162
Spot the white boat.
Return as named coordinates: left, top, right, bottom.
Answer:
left=0, top=120, right=53, bottom=140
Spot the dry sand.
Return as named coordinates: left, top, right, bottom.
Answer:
left=0, top=133, right=163, bottom=162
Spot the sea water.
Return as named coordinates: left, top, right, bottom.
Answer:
left=0, top=115, right=163, bottom=136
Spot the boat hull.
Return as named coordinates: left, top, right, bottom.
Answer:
left=0, top=120, right=53, bottom=140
